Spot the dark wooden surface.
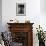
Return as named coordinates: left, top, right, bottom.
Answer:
left=7, top=23, right=34, bottom=46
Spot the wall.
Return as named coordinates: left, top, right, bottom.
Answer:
left=40, top=0, right=46, bottom=13
left=0, top=0, right=2, bottom=32
left=40, top=0, right=46, bottom=31
left=2, top=0, right=40, bottom=30
left=2, top=0, right=46, bottom=46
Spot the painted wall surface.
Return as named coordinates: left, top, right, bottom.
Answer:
left=0, top=0, right=2, bottom=32
left=40, top=0, right=46, bottom=14
left=2, top=0, right=46, bottom=46
left=2, top=0, right=40, bottom=31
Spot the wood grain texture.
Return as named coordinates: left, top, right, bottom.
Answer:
left=7, top=23, right=34, bottom=46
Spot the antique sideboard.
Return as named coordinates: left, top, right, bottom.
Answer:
left=7, top=23, right=34, bottom=46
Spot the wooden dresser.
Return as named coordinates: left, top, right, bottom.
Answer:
left=7, top=23, right=34, bottom=46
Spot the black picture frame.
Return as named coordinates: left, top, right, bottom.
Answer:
left=16, top=3, right=26, bottom=16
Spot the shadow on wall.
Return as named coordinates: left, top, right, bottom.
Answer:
left=0, top=0, right=2, bottom=32
left=0, top=17, right=2, bottom=32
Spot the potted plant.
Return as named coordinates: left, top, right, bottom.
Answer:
left=36, top=25, right=45, bottom=46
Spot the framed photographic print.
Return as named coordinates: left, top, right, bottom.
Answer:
left=16, top=3, right=26, bottom=16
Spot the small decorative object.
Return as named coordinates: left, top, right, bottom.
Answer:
left=25, top=20, right=30, bottom=23
left=36, top=25, right=45, bottom=46
left=9, top=19, right=19, bottom=23
left=16, top=3, right=26, bottom=16
left=14, top=19, right=19, bottom=23
left=9, top=19, right=14, bottom=23
left=10, top=20, right=13, bottom=21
